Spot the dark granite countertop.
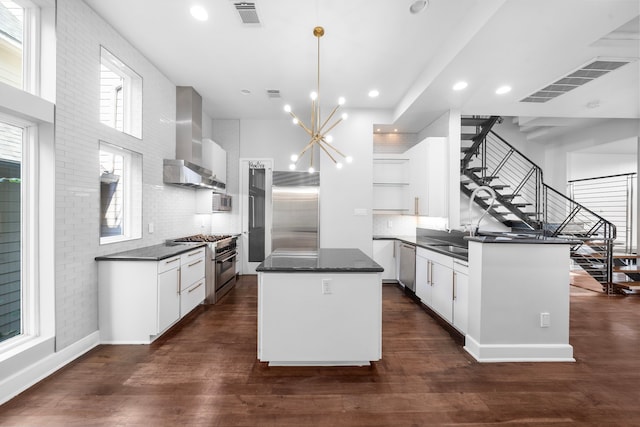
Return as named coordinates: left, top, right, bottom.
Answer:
left=465, top=233, right=578, bottom=244
left=256, top=248, right=384, bottom=273
left=95, top=242, right=207, bottom=262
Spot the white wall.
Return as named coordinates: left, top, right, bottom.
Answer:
left=568, top=151, right=636, bottom=181
left=320, top=110, right=391, bottom=256
left=55, top=0, right=209, bottom=350
left=542, top=119, right=639, bottom=191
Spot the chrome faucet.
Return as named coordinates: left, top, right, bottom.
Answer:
left=468, top=185, right=497, bottom=237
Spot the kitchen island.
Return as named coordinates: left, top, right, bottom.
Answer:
left=255, top=248, right=383, bottom=366
left=464, top=234, right=576, bottom=362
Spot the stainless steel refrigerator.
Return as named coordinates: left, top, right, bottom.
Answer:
left=271, top=171, right=319, bottom=252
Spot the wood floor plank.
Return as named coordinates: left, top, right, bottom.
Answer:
left=1, top=276, right=640, bottom=426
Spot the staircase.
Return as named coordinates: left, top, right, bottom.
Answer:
left=460, top=116, right=637, bottom=295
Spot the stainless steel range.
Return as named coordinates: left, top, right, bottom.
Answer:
left=171, top=234, right=237, bottom=304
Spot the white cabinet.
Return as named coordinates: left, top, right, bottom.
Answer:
left=158, top=263, right=181, bottom=334
left=415, top=252, right=431, bottom=304
left=202, top=138, right=227, bottom=184
left=372, top=156, right=410, bottom=212
left=405, top=137, right=447, bottom=217
left=98, top=247, right=206, bottom=344
left=415, top=247, right=456, bottom=325
left=179, top=247, right=206, bottom=317
left=452, top=260, right=469, bottom=334
left=372, top=239, right=396, bottom=282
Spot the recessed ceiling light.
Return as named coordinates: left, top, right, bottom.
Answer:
left=376, top=128, right=381, bottom=132
left=452, top=81, right=468, bottom=91
left=190, top=5, right=209, bottom=21
left=495, top=85, right=512, bottom=95
left=368, top=89, right=380, bottom=98
left=394, top=128, right=398, bottom=132
left=240, top=89, right=251, bottom=95
left=409, top=0, right=428, bottom=14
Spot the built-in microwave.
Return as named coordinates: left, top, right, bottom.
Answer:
left=212, top=193, right=232, bottom=212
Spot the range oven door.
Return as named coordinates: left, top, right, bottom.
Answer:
left=215, top=251, right=237, bottom=291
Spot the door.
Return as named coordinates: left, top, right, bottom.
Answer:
left=240, top=159, right=273, bottom=274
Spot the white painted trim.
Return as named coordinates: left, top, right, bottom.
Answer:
left=0, top=331, right=100, bottom=405
left=464, top=335, right=575, bottom=363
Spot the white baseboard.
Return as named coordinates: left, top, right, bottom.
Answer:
left=464, top=335, right=575, bottom=363
left=0, top=331, right=100, bottom=405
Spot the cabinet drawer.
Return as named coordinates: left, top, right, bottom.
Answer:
left=416, top=246, right=453, bottom=268
left=180, top=257, right=205, bottom=291
left=181, top=279, right=205, bottom=316
left=181, top=248, right=206, bottom=264
left=158, top=255, right=181, bottom=274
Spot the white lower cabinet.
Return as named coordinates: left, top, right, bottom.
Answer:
left=158, top=265, right=181, bottom=334
left=452, top=260, right=469, bottom=334
left=98, top=247, right=206, bottom=344
left=372, top=239, right=396, bottom=281
left=415, top=246, right=468, bottom=334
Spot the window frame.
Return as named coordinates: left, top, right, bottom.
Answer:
left=99, top=141, right=142, bottom=245
left=99, top=46, right=142, bottom=139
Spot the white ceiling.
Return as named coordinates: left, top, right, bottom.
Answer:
left=84, top=0, right=640, bottom=136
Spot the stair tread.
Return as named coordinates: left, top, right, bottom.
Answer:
left=613, top=265, right=640, bottom=273
left=591, top=253, right=639, bottom=259
left=461, top=117, right=491, bottom=126
left=611, top=281, right=640, bottom=289
left=461, top=133, right=478, bottom=140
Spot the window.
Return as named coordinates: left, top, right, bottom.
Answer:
left=0, top=119, right=23, bottom=343
left=100, top=47, right=142, bottom=138
left=0, top=0, right=23, bottom=89
left=99, top=141, right=142, bottom=244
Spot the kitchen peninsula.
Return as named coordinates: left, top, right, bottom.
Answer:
left=256, top=248, right=383, bottom=366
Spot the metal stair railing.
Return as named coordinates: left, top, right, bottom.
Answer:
left=462, top=120, right=618, bottom=293
left=463, top=131, right=544, bottom=227
left=543, top=184, right=617, bottom=293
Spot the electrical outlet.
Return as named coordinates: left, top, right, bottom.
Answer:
left=387, top=220, right=393, bottom=228
left=148, top=222, right=154, bottom=233
left=322, top=278, right=332, bottom=295
left=540, top=312, right=550, bottom=328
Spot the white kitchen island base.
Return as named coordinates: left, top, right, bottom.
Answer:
left=464, top=239, right=575, bottom=363
left=256, top=249, right=383, bottom=366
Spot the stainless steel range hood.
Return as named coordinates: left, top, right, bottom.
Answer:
left=163, top=86, right=225, bottom=190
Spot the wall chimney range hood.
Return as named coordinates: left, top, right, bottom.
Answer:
left=163, top=86, right=225, bottom=190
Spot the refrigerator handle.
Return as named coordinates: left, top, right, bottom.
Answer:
left=249, top=195, right=255, bottom=227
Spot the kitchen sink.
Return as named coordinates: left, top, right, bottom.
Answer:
left=432, top=244, right=468, bottom=256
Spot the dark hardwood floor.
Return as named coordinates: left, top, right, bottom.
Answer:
left=1, top=275, right=640, bottom=426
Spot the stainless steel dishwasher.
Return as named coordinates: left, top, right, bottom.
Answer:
left=398, top=242, right=416, bottom=293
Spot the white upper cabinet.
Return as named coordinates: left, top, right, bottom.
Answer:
left=202, top=138, right=227, bottom=185
left=405, top=137, right=447, bottom=217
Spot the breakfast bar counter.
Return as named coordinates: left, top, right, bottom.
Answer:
left=255, top=248, right=383, bottom=366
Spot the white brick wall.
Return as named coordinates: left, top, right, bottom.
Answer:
left=55, top=0, right=208, bottom=350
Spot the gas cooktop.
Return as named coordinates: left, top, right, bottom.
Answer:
left=173, top=234, right=232, bottom=243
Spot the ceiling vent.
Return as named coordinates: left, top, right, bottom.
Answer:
left=233, top=2, right=260, bottom=24
left=266, top=89, right=281, bottom=99
left=520, top=58, right=634, bottom=103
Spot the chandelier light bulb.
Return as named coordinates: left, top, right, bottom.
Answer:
left=310, top=92, right=318, bottom=101
left=346, top=156, right=353, bottom=163
left=325, top=135, right=334, bottom=143
left=341, top=113, right=349, bottom=120
left=336, top=162, right=343, bottom=169
left=289, top=163, right=296, bottom=170
left=292, top=118, right=299, bottom=125
left=290, top=154, right=298, bottom=162
left=338, top=97, right=346, bottom=105
left=308, top=166, right=315, bottom=174
left=284, top=104, right=291, bottom=113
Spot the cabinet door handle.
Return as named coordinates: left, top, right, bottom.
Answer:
left=188, top=251, right=203, bottom=257
left=177, top=267, right=181, bottom=294
left=188, top=259, right=203, bottom=268
left=414, top=197, right=419, bottom=215
left=189, top=281, right=204, bottom=293
left=453, top=271, right=457, bottom=300
left=429, top=261, right=433, bottom=285
left=165, top=258, right=179, bottom=265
